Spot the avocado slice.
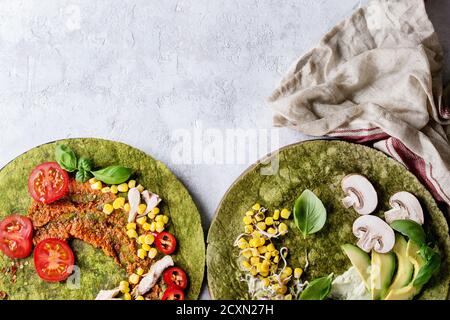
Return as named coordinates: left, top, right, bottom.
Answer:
left=384, top=240, right=426, bottom=300
left=370, top=251, right=396, bottom=300
left=389, top=235, right=414, bottom=290
left=341, top=244, right=371, bottom=290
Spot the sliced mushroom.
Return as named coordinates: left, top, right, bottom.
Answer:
left=127, top=187, right=141, bottom=223
left=141, top=190, right=161, bottom=216
left=384, top=191, right=424, bottom=225
left=341, top=174, right=378, bottom=215
left=352, top=215, right=395, bottom=253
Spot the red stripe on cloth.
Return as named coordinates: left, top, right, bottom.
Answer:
left=391, top=138, right=447, bottom=203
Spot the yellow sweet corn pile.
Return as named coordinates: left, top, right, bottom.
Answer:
left=235, top=203, right=304, bottom=300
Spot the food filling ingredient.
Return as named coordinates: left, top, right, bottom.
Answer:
left=33, top=238, right=75, bottom=282
left=0, top=215, right=33, bottom=259
left=352, top=215, right=395, bottom=253
left=341, top=174, right=377, bottom=215
left=28, top=162, right=69, bottom=204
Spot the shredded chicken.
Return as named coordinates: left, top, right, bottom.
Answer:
left=134, top=255, right=174, bottom=297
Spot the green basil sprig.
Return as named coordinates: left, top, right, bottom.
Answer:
left=390, top=220, right=426, bottom=245
left=91, top=166, right=133, bottom=185
left=55, top=144, right=78, bottom=172
left=54, top=144, right=132, bottom=184
left=299, top=274, right=333, bottom=300
left=413, top=245, right=441, bottom=287
left=293, top=189, right=327, bottom=238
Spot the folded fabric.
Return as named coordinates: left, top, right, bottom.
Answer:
left=268, top=0, right=450, bottom=207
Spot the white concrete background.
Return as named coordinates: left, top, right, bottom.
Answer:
left=0, top=0, right=449, bottom=299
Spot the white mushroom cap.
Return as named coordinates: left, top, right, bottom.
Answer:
left=384, top=191, right=424, bottom=225
left=341, top=174, right=378, bottom=215
left=352, top=215, right=395, bottom=253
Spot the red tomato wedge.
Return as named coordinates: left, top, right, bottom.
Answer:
left=162, top=287, right=185, bottom=300
left=34, top=238, right=74, bottom=282
left=0, top=215, right=33, bottom=259
left=28, top=162, right=69, bottom=204
left=163, top=267, right=188, bottom=290
left=155, top=232, right=177, bottom=255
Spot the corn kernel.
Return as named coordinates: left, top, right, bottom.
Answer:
left=250, top=267, right=258, bottom=276
left=273, top=209, right=280, bottom=220
left=129, top=273, right=140, bottom=285
left=127, top=229, right=137, bottom=239
left=149, top=222, right=156, bottom=232
left=278, top=222, right=288, bottom=234
left=138, top=204, right=147, bottom=215
left=273, top=255, right=280, bottom=263
left=137, top=249, right=146, bottom=259
left=128, top=180, right=137, bottom=188
left=256, top=222, right=266, bottom=231
left=126, top=223, right=136, bottom=230
left=258, top=238, right=265, bottom=247
left=242, top=250, right=252, bottom=259
left=142, top=244, right=151, bottom=252
left=89, top=178, right=98, bottom=184
left=91, top=181, right=102, bottom=190
left=251, top=249, right=259, bottom=257
left=155, top=221, right=165, bottom=233
left=162, top=215, right=169, bottom=224
left=148, top=248, right=158, bottom=259
left=245, top=210, right=254, bottom=216
left=118, top=183, right=129, bottom=193
left=101, top=187, right=111, bottom=193
left=152, top=207, right=160, bottom=215
left=243, top=216, right=252, bottom=225
left=266, top=243, right=275, bottom=252
left=255, top=212, right=265, bottom=222
left=110, top=185, right=118, bottom=194
left=244, top=225, right=253, bottom=234
left=252, top=231, right=261, bottom=238
left=258, top=246, right=267, bottom=254
left=267, top=227, right=276, bottom=235
left=123, top=293, right=132, bottom=300
left=144, top=234, right=155, bottom=245
left=264, top=252, right=272, bottom=260
left=249, top=238, right=258, bottom=248
left=136, top=267, right=145, bottom=276
left=137, top=235, right=145, bottom=244
left=252, top=203, right=261, bottom=211
left=285, top=294, right=293, bottom=300
left=281, top=209, right=291, bottom=219
left=262, top=278, right=270, bottom=287
left=136, top=296, right=145, bottom=301
left=283, top=267, right=293, bottom=277
left=142, top=222, right=151, bottom=231
left=119, top=285, right=130, bottom=294
left=250, top=256, right=260, bottom=265
left=294, top=268, right=303, bottom=279
left=265, top=217, right=274, bottom=226
left=241, top=260, right=251, bottom=270
left=113, top=197, right=125, bottom=209
left=124, top=203, right=131, bottom=213
left=260, top=261, right=270, bottom=273
left=136, top=184, right=145, bottom=193
left=155, top=215, right=164, bottom=222
left=120, top=281, right=129, bottom=288
left=238, top=242, right=248, bottom=250
left=103, top=204, right=114, bottom=215
left=136, top=216, right=147, bottom=225
left=277, top=285, right=288, bottom=295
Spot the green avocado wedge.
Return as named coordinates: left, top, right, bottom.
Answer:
left=389, top=235, right=414, bottom=290
left=341, top=244, right=371, bottom=290
left=0, top=138, right=205, bottom=300
left=207, top=140, right=450, bottom=300
left=370, top=251, right=396, bottom=300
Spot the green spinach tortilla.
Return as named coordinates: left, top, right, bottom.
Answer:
left=207, top=140, right=450, bottom=300
left=0, top=138, right=205, bottom=300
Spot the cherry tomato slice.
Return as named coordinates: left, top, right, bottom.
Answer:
left=162, top=287, right=185, bottom=300
left=163, top=267, right=188, bottom=290
left=34, top=238, right=74, bottom=282
left=155, top=232, right=177, bottom=255
left=28, top=162, right=69, bottom=204
left=0, top=215, right=33, bottom=259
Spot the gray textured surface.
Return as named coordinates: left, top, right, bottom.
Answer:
left=0, top=0, right=449, bottom=299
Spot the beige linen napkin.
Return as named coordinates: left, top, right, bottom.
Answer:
left=268, top=0, right=450, bottom=206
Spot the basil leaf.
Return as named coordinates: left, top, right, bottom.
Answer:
left=390, top=220, right=426, bottom=245
left=91, top=166, right=133, bottom=184
left=413, top=248, right=441, bottom=287
left=55, top=144, right=77, bottom=172
left=76, top=169, right=92, bottom=183
left=293, top=189, right=327, bottom=238
left=299, top=274, right=333, bottom=300
left=78, top=157, right=92, bottom=172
